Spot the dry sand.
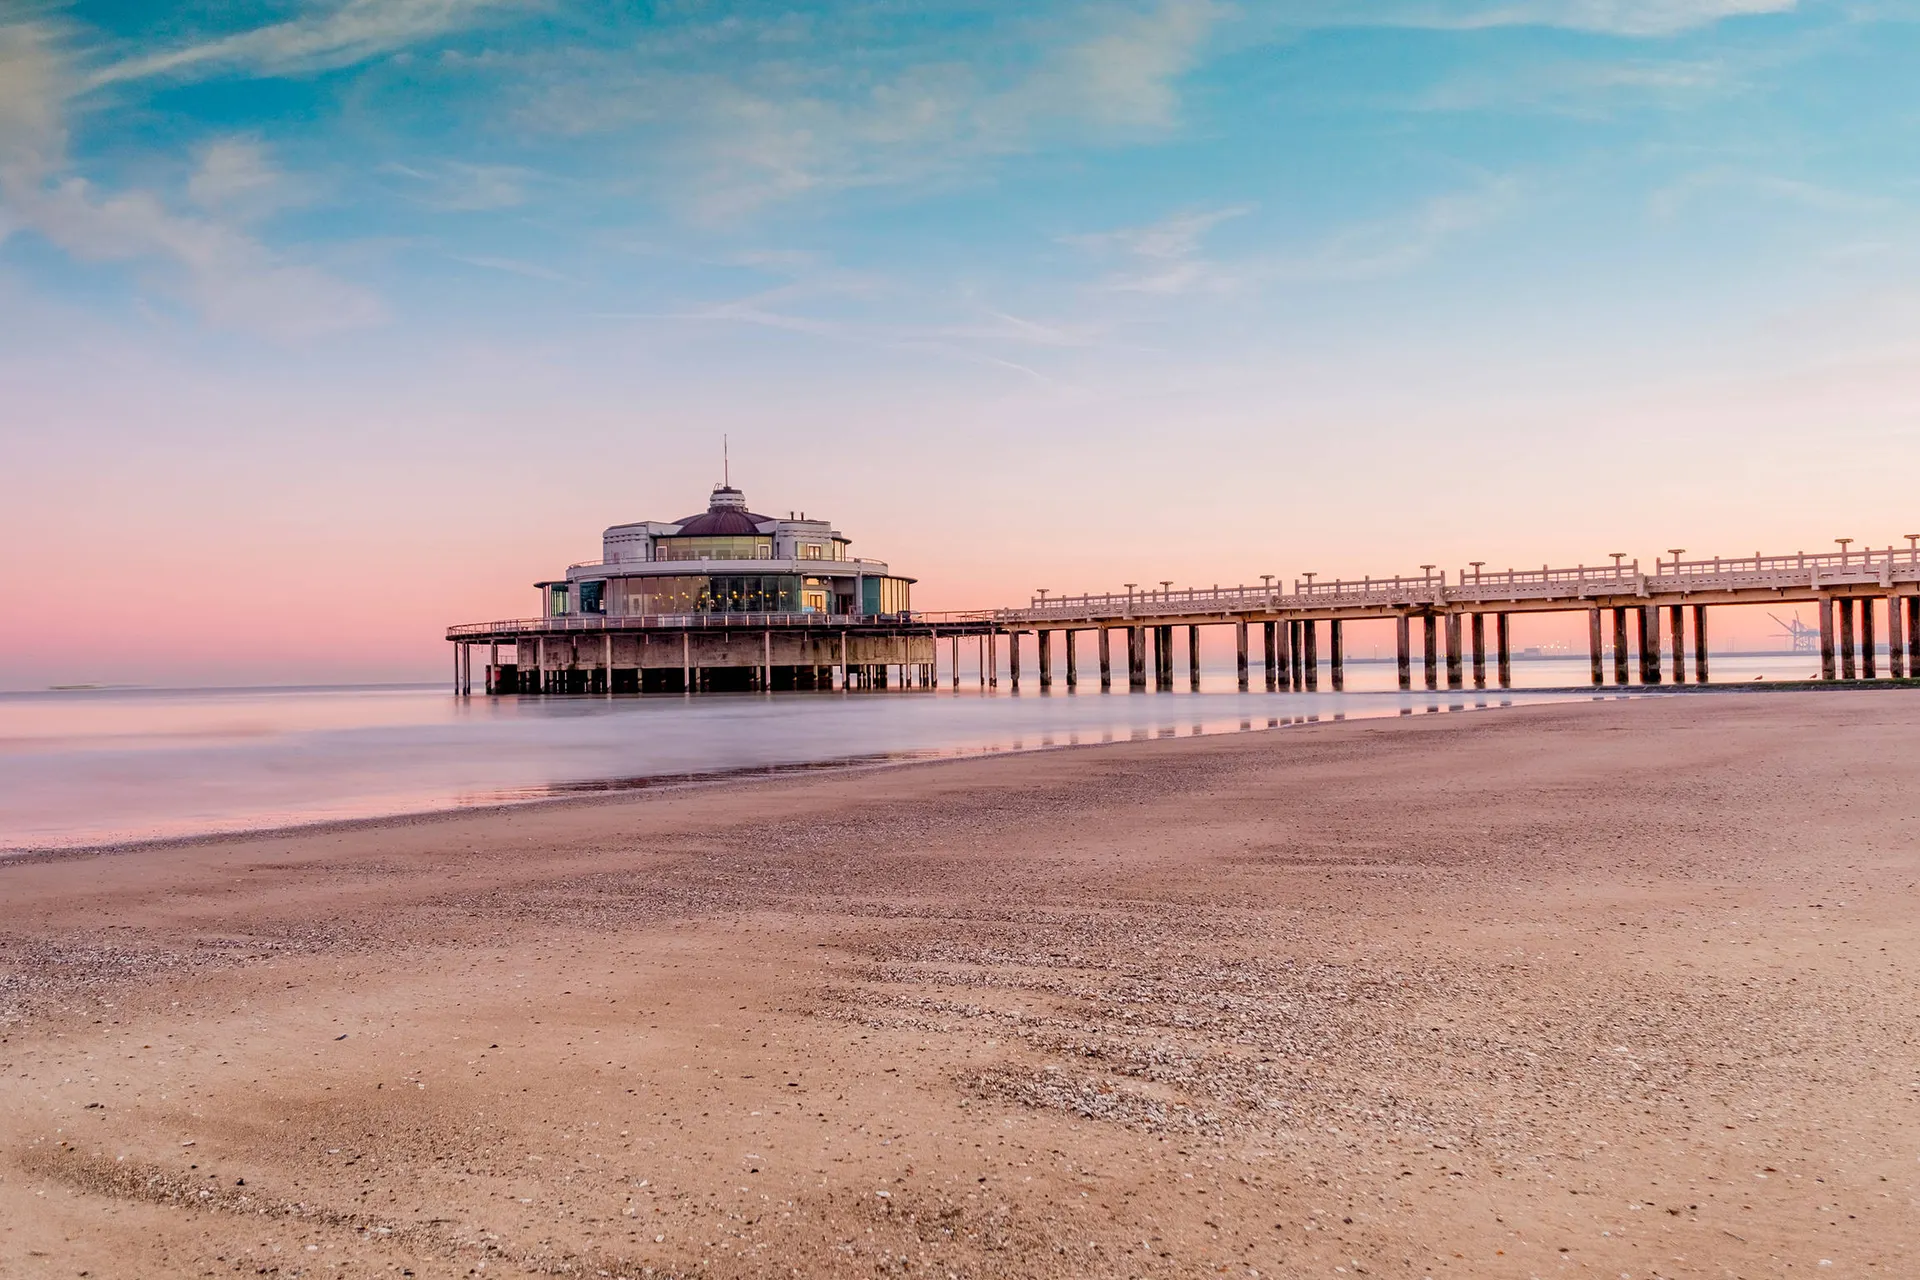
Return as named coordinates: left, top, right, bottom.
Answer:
left=3, top=692, right=1918, bottom=1279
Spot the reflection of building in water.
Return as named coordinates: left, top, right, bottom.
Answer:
left=537, top=484, right=914, bottom=620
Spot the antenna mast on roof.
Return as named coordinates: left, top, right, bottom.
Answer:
left=723, top=434, right=729, bottom=487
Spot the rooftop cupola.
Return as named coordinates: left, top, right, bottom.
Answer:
left=708, top=485, right=747, bottom=511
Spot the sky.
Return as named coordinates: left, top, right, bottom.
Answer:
left=3, top=0, right=1919, bottom=686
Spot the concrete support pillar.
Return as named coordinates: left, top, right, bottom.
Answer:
left=1291, top=621, right=1306, bottom=690
left=1300, top=621, right=1317, bottom=691
left=762, top=631, right=772, bottom=691
left=1009, top=630, right=1022, bottom=688
left=1099, top=628, right=1113, bottom=691
left=1261, top=622, right=1277, bottom=691
left=1038, top=630, right=1053, bottom=690
left=1862, top=599, right=1878, bottom=679
left=1693, top=605, right=1709, bottom=683
left=952, top=634, right=961, bottom=688
left=1819, top=596, right=1835, bottom=680
left=839, top=631, right=849, bottom=691
left=1470, top=613, right=1486, bottom=689
left=1445, top=613, right=1463, bottom=690
left=1188, top=625, right=1201, bottom=690
left=1329, top=619, right=1344, bottom=691
left=537, top=637, right=547, bottom=695
left=1236, top=621, right=1250, bottom=692
left=1639, top=606, right=1661, bottom=684
left=1887, top=601, right=1904, bottom=679
left=454, top=643, right=464, bottom=696
left=1147, top=626, right=1161, bottom=690
left=1840, top=598, right=1857, bottom=680
left=1668, top=605, right=1685, bottom=684
left=1278, top=617, right=1294, bottom=692
left=1612, top=608, right=1630, bottom=686
left=608, top=635, right=617, bottom=696
left=1158, top=626, right=1175, bottom=690
left=489, top=641, right=499, bottom=694
left=1128, top=626, right=1146, bottom=690
left=1497, top=613, right=1512, bottom=689
left=1588, top=609, right=1603, bottom=686
left=1909, top=598, right=1920, bottom=676
left=1422, top=614, right=1438, bottom=691
left=1396, top=614, right=1411, bottom=691
left=988, top=630, right=999, bottom=687
left=1066, top=631, right=1079, bottom=689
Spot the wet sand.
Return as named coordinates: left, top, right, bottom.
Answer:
left=3, top=692, right=1917, bottom=1279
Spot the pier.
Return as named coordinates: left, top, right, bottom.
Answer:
left=449, top=539, right=1920, bottom=695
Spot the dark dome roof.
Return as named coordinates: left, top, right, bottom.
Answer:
left=671, top=485, right=772, bottom=536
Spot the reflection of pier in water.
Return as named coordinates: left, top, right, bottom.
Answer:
left=450, top=541, right=1920, bottom=694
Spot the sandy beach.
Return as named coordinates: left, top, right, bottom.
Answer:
left=3, top=691, right=1917, bottom=1279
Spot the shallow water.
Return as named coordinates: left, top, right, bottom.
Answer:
left=0, top=653, right=1826, bottom=851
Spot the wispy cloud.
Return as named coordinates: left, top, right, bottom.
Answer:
left=87, top=0, right=529, bottom=88
left=0, top=23, right=379, bottom=338
left=383, top=160, right=535, bottom=210
left=1284, top=178, right=1522, bottom=278
left=518, top=0, right=1224, bottom=217
left=1066, top=206, right=1253, bottom=294
left=1285, top=0, right=1798, bottom=37
left=1648, top=168, right=1890, bottom=220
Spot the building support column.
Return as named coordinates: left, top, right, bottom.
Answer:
left=1066, top=631, right=1079, bottom=689
left=1099, top=628, right=1113, bottom=691
left=1423, top=614, right=1439, bottom=691
left=1396, top=614, right=1411, bottom=691
left=1159, top=626, right=1175, bottom=690
left=1588, top=609, right=1603, bottom=686
left=1261, top=622, right=1276, bottom=691
left=454, top=643, right=463, bottom=696
left=1038, top=630, right=1053, bottom=690
left=1188, top=625, right=1201, bottom=690
left=1445, top=613, right=1463, bottom=690
left=1291, top=621, right=1306, bottom=690
left=1692, top=605, right=1709, bottom=683
left=952, top=634, right=961, bottom=688
left=1819, top=596, right=1835, bottom=680
left=1236, top=621, right=1250, bottom=692
left=608, top=634, right=617, bottom=696
left=1840, top=598, right=1857, bottom=680
left=762, top=631, right=772, bottom=692
left=1909, top=598, right=1920, bottom=676
left=1668, top=605, right=1685, bottom=684
left=1330, top=619, right=1344, bottom=691
left=489, top=641, right=499, bottom=695
left=1128, top=626, right=1146, bottom=690
left=1863, top=599, right=1878, bottom=679
left=1613, top=608, right=1630, bottom=686
left=1887, top=599, right=1904, bottom=679
left=1147, top=626, right=1161, bottom=690
left=1009, top=630, right=1022, bottom=688
left=1496, top=613, right=1512, bottom=689
left=1301, top=621, right=1317, bottom=691
left=1470, top=613, right=1486, bottom=689
left=838, top=631, right=848, bottom=691
left=1278, top=617, right=1294, bottom=691
left=1641, top=605, right=1661, bottom=684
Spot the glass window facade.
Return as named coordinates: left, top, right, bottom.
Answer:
left=619, top=574, right=802, bottom=614
left=654, top=536, right=773, bottom=561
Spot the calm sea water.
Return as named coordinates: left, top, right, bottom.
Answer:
left=0, top=653, right=1823, bottom=852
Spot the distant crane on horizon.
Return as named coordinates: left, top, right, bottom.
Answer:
left=1769, top=611, right=1820, bottom=653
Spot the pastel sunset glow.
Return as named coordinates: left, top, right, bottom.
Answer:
left=5, top=1, right=1917, bottom=686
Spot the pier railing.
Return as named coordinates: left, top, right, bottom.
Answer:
left=990, top=543, right=1920, bottom=624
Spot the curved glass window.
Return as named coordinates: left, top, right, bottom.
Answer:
left=654, top=536, right=772, bottom=561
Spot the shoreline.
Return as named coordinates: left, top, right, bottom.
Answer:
left=4, top=679, right=1912, bottom=863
